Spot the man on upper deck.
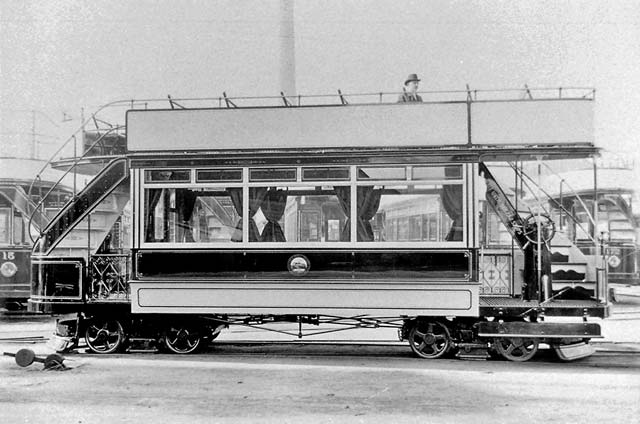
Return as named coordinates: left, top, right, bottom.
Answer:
left=397, top=74, right=423, bottom=102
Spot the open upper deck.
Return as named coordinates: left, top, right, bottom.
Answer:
left=125, top=87, right=596, bottom=163
left=48, top=87, right=597, bottom=174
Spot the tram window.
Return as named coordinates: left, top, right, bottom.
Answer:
left=0, top=209, right=9, bottom=244
left=302, top=167, right=350, bottom=181
left=412, top=165, right=462, bottom=181
left=359, top=184, right=463, bottom=242
left=357, top=167, right=406, bottom=181
left=145, top=170, right=191, bottom=183
left=144, top=187, right=240, bottom=243
left=196, top=169, right=242, bottom=182
left=249, top=168, right=296, bottom=182
left=13, top=212, right=25, bottom=245
left=249, top=186, right=350, bottom=243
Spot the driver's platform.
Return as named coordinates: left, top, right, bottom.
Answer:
left=480, top=296, right=609, bottom=318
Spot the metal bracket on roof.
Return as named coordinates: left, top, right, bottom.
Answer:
left=167, top=95, right=185, bottom=109
left=280, top=92, right=292, bottom=107
left=223, top=92, right=237, bottom=108
left=338, top=89, right=348, bottom=105
left=524, top=84, right=533, bottom=99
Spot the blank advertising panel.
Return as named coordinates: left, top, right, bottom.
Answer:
left=470, top=100, right=594, bottom=145
left=126, top=102, right=469, bottom=152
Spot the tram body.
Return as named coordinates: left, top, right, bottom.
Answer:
left=31, top=90, right=610, bottom=360
left=0, top=158, right=71, bottom=310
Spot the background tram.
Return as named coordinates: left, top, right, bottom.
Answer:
left=543, top=160, right=639, bottom=287
left=0, top=157, right=72, bottom=310
left=30, top=88, right=610, bottom=361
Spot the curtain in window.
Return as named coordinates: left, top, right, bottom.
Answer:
left=145, top=189, right=163, bottom=241
left=227, top=188, right=243, bottom=242
left=228, top=188, right=268, bottom=242
left=260, top=188, right=287, bottom=242
left=441, top=184, right=463, bottom=241
left=333, top=186, right=351, bottom=241
left=356, top=186, right=382, bottom=241
left=176, top=189, right=198, bottom=242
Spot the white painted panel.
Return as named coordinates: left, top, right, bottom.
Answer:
left=131, top=282, right=479, bottom=316
left=471, top=100, right=593, bottom=145
left=126, top=103, right=469, bottom=151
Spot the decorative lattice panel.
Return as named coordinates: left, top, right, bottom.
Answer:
left=480, top=254, right=511, bottom=295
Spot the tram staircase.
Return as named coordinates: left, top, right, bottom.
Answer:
left=36, top=158, right=129, bottom=258
left=490, top=212, right=593, bottom=294
left=547, top=231, right=592, bottom=292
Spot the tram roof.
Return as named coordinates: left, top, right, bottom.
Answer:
left=125, top=90, right=596, bottom=163
left=0, top=157, right=74, bottom=190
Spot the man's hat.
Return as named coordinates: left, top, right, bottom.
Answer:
left=404, top=74, right=421, bottom=85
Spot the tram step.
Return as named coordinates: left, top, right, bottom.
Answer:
left=126, top=338, right=159, bottom=353
left=455, top=343, right=490, bottom=360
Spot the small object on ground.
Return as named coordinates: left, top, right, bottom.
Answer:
left=3, top=348, right=68, bottom=370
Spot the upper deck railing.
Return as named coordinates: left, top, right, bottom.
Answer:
left=45, top=86, right=598, bottom=161
left=28, top=86, right=595, bottom=233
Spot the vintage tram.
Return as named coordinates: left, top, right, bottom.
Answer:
left=31, top=88, right=609, bottom=361
left=0, top=157, right=71, bottom=310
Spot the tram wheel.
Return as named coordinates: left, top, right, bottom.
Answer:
left=85, top=319, right=125, bottom=354
left=493, top=337, right=539, bottom=362
left=164, top=324, right=202, bottom=354
left=408, top=321, right=451, bottom=359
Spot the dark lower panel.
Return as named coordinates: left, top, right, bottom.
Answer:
left=31, top=259, right=84, bottom=299
left=135, top=250, right=471, bottom=281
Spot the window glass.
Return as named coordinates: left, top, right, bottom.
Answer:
left=196, top=169, right=242, bottom=182
left=412, top=165, right=462, bottom=181
left=357, top=167, right=406, bottom=181
left=249, top=168, right=296, bottom=182
left=357, top=184, right=463, bottom=242
left=144, top=187, right=241, bottom=243
left=249, top=186, right=350, bottom=243
left=482, top=208, right=512, bottom=246
left=0, top=209, right=9, bottom=244
left=145, top=170, right=191, bottom=183
left=302, top=167, right=350, bottom=181
left=13, top=212, right=25, bottom=245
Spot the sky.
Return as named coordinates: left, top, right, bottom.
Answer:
left=1, top=0, right=639, bottom=176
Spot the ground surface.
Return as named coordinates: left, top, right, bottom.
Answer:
left=0, top=287, right=638, bottom=423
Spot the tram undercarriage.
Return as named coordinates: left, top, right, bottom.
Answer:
left=49, top=304, right=603, bottom=362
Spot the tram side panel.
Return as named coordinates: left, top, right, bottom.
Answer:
left=130, top=250, right=480, bottom=317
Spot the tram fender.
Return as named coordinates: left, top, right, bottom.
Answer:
left=476, top=321, right=601, bottom=339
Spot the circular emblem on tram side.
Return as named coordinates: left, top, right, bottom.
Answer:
left=0, top=261, right=18, bottom=278
left=607, top=254, right=621, bottom=268
left=287, top=254, right=310, bottom=276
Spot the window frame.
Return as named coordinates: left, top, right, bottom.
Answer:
left=138, top=164, right=467, bottom=248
